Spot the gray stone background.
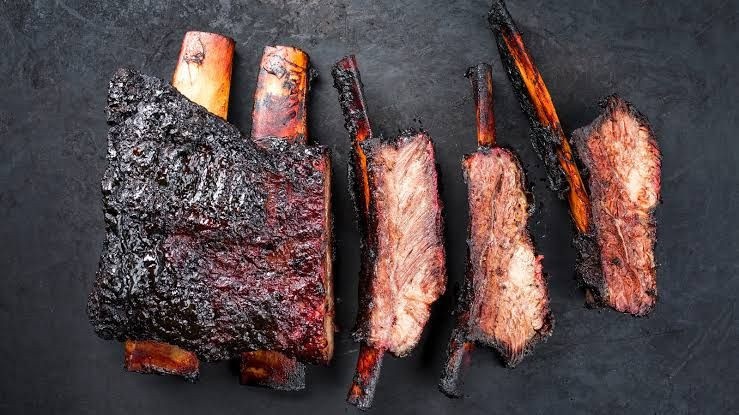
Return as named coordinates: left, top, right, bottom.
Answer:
left=0, top=0, right=736, bottom=413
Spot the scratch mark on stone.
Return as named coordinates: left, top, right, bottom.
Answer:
left=56, top=0, right=117, bottom=35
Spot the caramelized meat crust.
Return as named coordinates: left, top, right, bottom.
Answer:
left=572, top=95, right=661, bottom=316
left=462, top=148, right=552, bottom=364
left=87, top=68, right=333, bottom=363
left=240, top=350, right=306, bottom=390
left=124, top=339, right=200, bottom=381
left=354, top=132, right=447, bottom=357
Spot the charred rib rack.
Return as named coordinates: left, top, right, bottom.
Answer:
left=122, top=34, right=313, bottom=387
left=87, top=35, right=334, bottom=383
left=439, top=64, right=552, bottom=398
left=122, top=31, right=236, bottom=381
left=572, top=96, right=660, bottom=316
left=333, top=56, right=447, bottom=410
left=488, top=0, right=660, bottom=315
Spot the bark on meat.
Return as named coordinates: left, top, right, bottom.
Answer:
left=87, top=68, right=333, bottom=363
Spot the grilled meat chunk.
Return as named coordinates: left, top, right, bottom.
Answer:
left=460, top=149, right=552, bottom=362
left=488, top=1, right=661, bottom=315
left=333, top=56, right=446, bottom=409
left=87, top=67, right=333, bottom=364
left=356, top=132, right=447, bottom=356
left=572, top=96, right=661, bottom=316
left=440, top=64, right=551, bottom=398
left=123, top=30, right=237, bottom=380
left=235, top=45, right=330, bottom=389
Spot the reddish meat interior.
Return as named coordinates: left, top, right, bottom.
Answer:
left=573, top=96, right=660, bottom=316
left=360, top=133, right=447, bottom=356
left=464, top=149, right=552, bottom=365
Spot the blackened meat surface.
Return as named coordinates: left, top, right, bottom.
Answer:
left=572, top=95, right=661, bottom=316
left=354, top=132, right=447, bottom=356
left=87, top=68, right=333, bottom=363
left=461, top=149, right=552, bottom=363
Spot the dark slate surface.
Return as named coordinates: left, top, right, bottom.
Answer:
left=1, top=0, right=736, bottom=413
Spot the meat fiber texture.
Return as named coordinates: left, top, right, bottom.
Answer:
left=572, top=95, right=661, bottom=316
left=461, top=148, right=552, bottom=365
left=353, top=132, right=447, bottom=356
left=87, top=68, right=333, bottom=364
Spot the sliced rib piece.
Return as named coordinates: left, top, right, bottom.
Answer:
left=359, top=132, right=447, bottom=355
left=332, top=56, right=447, bottom=410
left=123, top=30, right=235, bottom=381
left=572, top=95, right=660, bottom=316
left=489, top=1, right=660, bottom=315
left=459, top=149, right=552, bottom=360
left=440, top=64, right=552, bottom=398
left=88, top=55, right=333, bottom=366
left=350, top=132, right=447, bottom=408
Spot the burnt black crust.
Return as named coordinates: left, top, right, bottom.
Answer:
left=331, top=61, right=365, bottom=143
left=330, top=56, right=375, bottom=262
left=488, top=0, right=569, bottom=196
left=330, top=59, right=376, bottom=344
left=573, top=232, right=605, bottom=307
left=87, top=68, right=331, bottom=363
left=571, top=94, right=660, bottom=314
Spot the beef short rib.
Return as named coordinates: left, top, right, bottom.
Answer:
left=87, top=68, right=333, bottom=363
left=572, top=95, right=661, bottom=316
left=356, top=132, right=447, bottom=356
left=440, top=64, right=552, bottom=397
left=333, top=55, right=447, bottom=409
left=460, top=149, right=552, bottom=362
left=489, top=1, right=661, bottom=316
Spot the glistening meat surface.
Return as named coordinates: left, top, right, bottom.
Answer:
left=573, top=95, right=661, bottom=316
left=462, top=148, right=552, bottom=365
left=355, top=132, right=447, bottom=356
left=87, top=68, right=333, bottom=363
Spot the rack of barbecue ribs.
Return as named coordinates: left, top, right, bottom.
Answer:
left=332, top=56, right=447, bottom=410
left=489, top=0, right=661, bottom=316
left=87, top=32, right=334, bottom=388
left=439, top=64, right=553, bottom=397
